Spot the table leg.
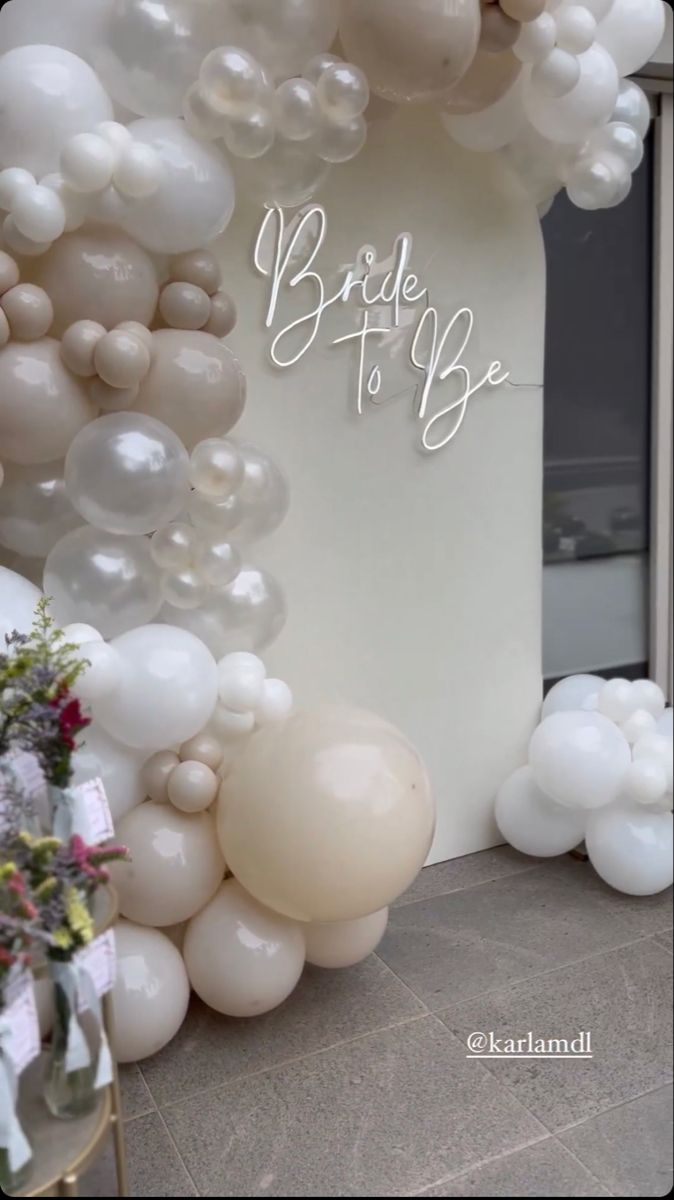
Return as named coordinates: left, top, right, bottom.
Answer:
left=60, top=1173, right=79, bottom=1196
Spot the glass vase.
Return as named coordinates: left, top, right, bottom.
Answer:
left=0, top=1044, right=32, bottom=1196
left=0, top=1145, right=33, bottom=1196
left=43, top=968, right=97, bottom=1120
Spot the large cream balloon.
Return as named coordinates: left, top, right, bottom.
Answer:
left=0, top=339, right=96, bottom=465
left=110, top=920, right=190, bottom=1063
left=304, top=909, right=389, bottom=969
left=339, top=0, right=481, bottom=104
left=0, top=565, right=41, bottom=642
left=136, top=329, right=245, bottom=450
left=218, top=706, right=435, bottom=922
left=92, top=623, right=218, bottom=751
left=443, top=50, right=521, bottom=116
left=23, top=228, right=159, bottom=337
left=112, top=802, right=225, bottom=926
left=183, top=879, right=306, bottom=1017
left=443, top=70, right=527, bottom=151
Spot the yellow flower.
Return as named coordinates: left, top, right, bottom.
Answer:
left=52, top=927, right=74, bottom=951
left=34, top=876, right=58, bottom=901
left=0, top=862, right=18, bottom=882
left=65, top=886, right=94, bottom=944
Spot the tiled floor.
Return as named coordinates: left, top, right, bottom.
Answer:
left=86, top=847, right=673, bottom=1198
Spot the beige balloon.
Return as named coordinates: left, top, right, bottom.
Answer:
left=0, top=250, right=20, bottom=296
left=183, top=879, right=306, bottom=1017
left=61, top=319, right=106, bottom=377
left=339, top=0, right=481, bottom=103
left=159, top=281, right=211, bottom=330
left=179, top=733, right=224, bottom=770
left=110, top=920, right=190, bottom=1063
left=0, top=337, right=96, bottom=464
left=204, top=290, right=237, bottom=339
left=22, top=227, right=159, bottom=336
left=443, top=49, right=521, bottom=116
left=94, top=328, right=151, bottom=388
left=217, top=706, right=435, bottom=923
left=169, top=250, right=221, bottom=295
left=305, top=908, right=389, bottom=968
left=112, top=801, right=225, bottom=926
left=167, top=760, right=218, bottom=813
left=141, top=749, right=180, bottom=803
left=136, top=329, right=245, bottom=450
left=1, top=283, right=53, bottom=341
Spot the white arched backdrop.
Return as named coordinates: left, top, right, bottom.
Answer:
left=220, top=105, right=546, bottom=864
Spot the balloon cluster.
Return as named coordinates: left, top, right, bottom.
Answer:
left=496, top=673, right=673, bottom=895
left=158, top=250, right=237, bottom=338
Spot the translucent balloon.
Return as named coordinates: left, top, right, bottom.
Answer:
left=183, top=879, right=305, bottom=1017
left=120, top=118, right=236, bottom=254
left=94, top=0, right=223, bottom=118
left=218, top=706, right=435, bottom=922
left=585, top=807, right=673, bottom=896
left=160, top=565, right=286, bottom=658
left=541, top=674, right=603, bottom=719
left=24, top=228, right=159, bottom=337
left=110, top=921, right=190, bottom=1063
left=0, top=45, right=113, bottom=176
left=316, top=63, right=370, bottom=122
left=160, top=567, right=208, bottom=610
left=339, top=0, right=481, bottom=104
left=182, top=83, right=227, bottom=142
left=233, top=139, right=330, bottom=208
left=0, top=460, right=80, bottom=557
left=187, top=490, right=244, bottom=537
left=524, top=44, right=619, bottom=144
left=44, top=526, right=161, bottom=638
left=113, top=801, right=225, bottom=925
left=150, top=523, right=200, bottom=572
left=0, top=565, right=41, bottom=643
left=611, top=80, right=651, bottom=139
left=305, top=909, right=389, bottom=969
left=70, top=723, right=145, bottom=823
left=314, top=114, right=367, bottom=164
left=231, top=443, right=290, bottom=543
left=92, top=623, right=218, bottom=750
left=65, top=413, right=189, bottom=536
left=0, top=0, right=114, bottom=60
left=443, top=50, right=521, bottom=116
left=0, top=338, right=96, bottom=465
left=596, top=0, right=666, bottom=78
left=199, top=46, right=271, bottom=118
left=190, top=438, right=244, bottom=499
left=586, top=122, right=644, bottom=173
left=529, top=711, right=631, bottom=810
left=222, top=107, right=276, bottom=160
left=275, top=78, right=322, bottom=142
left=194, top=539, right=241, bottom=588
left=136, top=330, right=245, bottom=451
left=566, top=152, right=631, bottom=211
left=210, top=0, right=341, bottom=82
left=495, top=765, right=586, bottom=856
left=443, top=72, right=527, bottom=152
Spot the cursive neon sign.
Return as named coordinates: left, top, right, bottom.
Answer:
left=254, top=204, right=510, bottom=454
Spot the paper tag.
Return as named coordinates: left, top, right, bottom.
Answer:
left=76, top=931, right=116, bottom=1010
left=70, top=777, right=114, bottom=843
left=1, top=979, right=40, bottom=1075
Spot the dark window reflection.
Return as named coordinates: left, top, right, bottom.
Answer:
left=541, top=136, right=653, bottom=564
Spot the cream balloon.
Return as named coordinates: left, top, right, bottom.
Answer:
left=0, top=339, right=96, bottom=465
left=0, top=44, right=113, bottom=176
left=524, top=44, right=619, bottom=144
left=339, top=0, right=481, bottom=104
left=442, top=50, right=521, bottom=116
left=109, top=920, right=190, bottom=1063
left=113, top=801, right=225, bottom=926
left=0, top=565, right=41, bottom=642
left=596, top=0, right=666, bottom=78
left=70, top=723, right=146, bottom=824
left=141, top=750, right=180, bottom=804
left=167, top=760, right=219, bottom=813
left=92, top=623, right=218, bottom=751
left=0, top=460, right=79, bottom=557
left=585, top=806, right=673, bottom=896
left=304, top=909, right=389, bottom=969
left=24, top=228, right=159, bottom=337
left=44, top=527, right=161, bottom=639
left=121, top=118, right=236, bottom=254
left=136, top=330, right=245, bottom=451
left=443, top=71, right=527, bottom=151
left=495, top=765, right=586, bottom=857
left=218, top=706, right=435, bottom=922
left=179, top=734, right=224, bottom=771
left=183, top=879, right=306, bottom=1017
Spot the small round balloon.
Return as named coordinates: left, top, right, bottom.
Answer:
left=64, top=413, right=189, bottom=536
left=110, top=920, right=190, bottom=1063
left=44, top=526, right=161, bottom=638
left=585, top=806, right=673, bottom=896
left=183, top=879, right=306, bottom=1017
left=495, top=765, right=586, bottom=857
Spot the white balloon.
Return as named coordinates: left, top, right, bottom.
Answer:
left=633, top=732, right=673, bottom=793
left=597, top=677, right=639, bottom=723
left=620, top=708, right=658, bottom=746
left=443, top=73, right=527, bottom=152
left=621, top=759, right=669, bottom=808
left=217, top=652, right=266, bottom=713
left=0, top=564, right=41, bottom=642
left=514, top=13, right=557, bottom=63
left=11, top=184, right=66, bottom=243
left=0, top=0, right=113, bottom=60
left=61, top=622, right=104, bottom=647
left=60, top=133, right=116, bottom=194
left=596, top=0, right=666, bottom=78
left=92, top=623, right=218, bottom=751
left=541, top=673, right=602, bottom=719
left=305, top=909, right=389, bottom=969
left=121, top=118, right=236, bottom=255
left=585, top=806, right=673, bottom=895
left=255, top=678, right=294, bottom=725
left=495, top=764, right=587, bottom=855
left=0, top=45, right=113, bottom=177
left=656, top=708, right=673, bottom=740
left=110, top=920, right=190, bottom=1063
left=529, top=710, right=631, bottom=809
left=70, top=723, right=145, bottom=824
left=630, top=679, right=666, bottom=720
left=183, top=879, right=306, bottom=1017
left=611, top=80, right=651, bottom=139
left=524, top=43, right=619, bottom=144
left=555, top=5, right=597, bottom=54
left=72, top=640, right=122, bottom=703
left=531, top=49, right=581, bottom=100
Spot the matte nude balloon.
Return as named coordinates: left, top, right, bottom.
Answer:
left=339, top=0, right=481, bottom=104
left=183, top=879, right=306, bottom=1017
left=110, top=921, right=190, bottom=1063
left=136, top=329, right=246, bottom=450
left=218, top=706, right=435, bottom=922
left=304, top=909, right=389, bottom=969
left=112, top=801, right=225, bottom=926
left=23, top=228, right=159, bottom=337
left=0, top=338, right=96, bottom=465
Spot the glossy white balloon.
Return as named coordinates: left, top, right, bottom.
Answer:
left=597, top=677, right=639, bottom=723
left=656, top=708, right=673, bottom=740
left=92, top=623, right=218, bottom=751
left=183, top=879, right=306, bottom=1017
left=495, top=765, right=586, bottom=856
left=596, top=0, right=666, bottom=78
left=525, top=43, right=619, bottom=144
left=585, top=806, right=673, bottom=895
left=217, top=652, right=266, bottom=714
left=72, top=640, right=122, bottom=703
left=611, top=80, right=651, bottom=139
left=304, top=909, right=388, bottom=969
left=629, top=679, right=666, bottom=720
left=255, top=678, right=294, bottom=726
left=529, top=710, right=631, bottom=809
left=110, top=920, right=190, bottom=1063
left=541, top=674, right=602, bottom=719
left=44, top=527, right=161, bottom=639
left=621, top=760, right=669, bottom=808
left=0, top=0, right=114, bottom=60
